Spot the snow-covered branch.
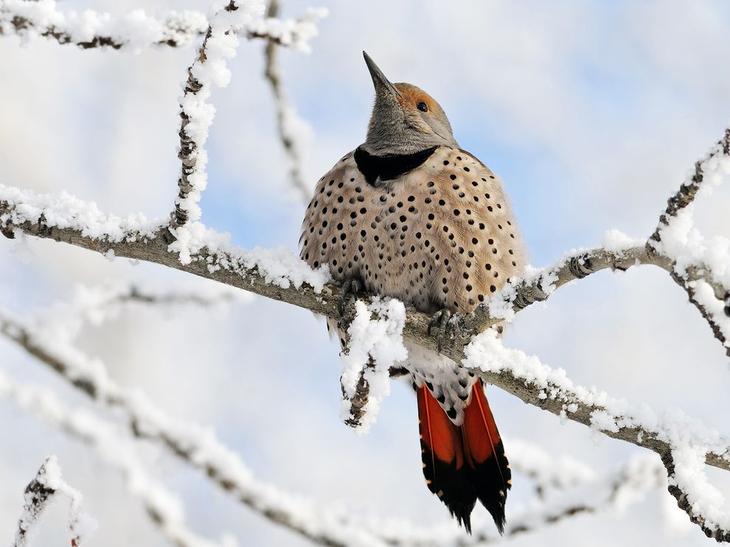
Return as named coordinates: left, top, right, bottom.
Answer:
left=3, top=183, right=730, bottom=540
left=170, top=1, right=257, bottom=229
left=13, top=456, right=91, bottom=547
left=263, top=0, right=313, bottom=204
left=2, top=289, right=657, bottom=546
left=1, top=137, right=729, bottom=463
left=373, top=452, right=663, bottom=546
left=0, top=301, right=390, bottom=546
left=0, top=373, right=232, bottom=547
left=0, top=0, right=325, bottom=51
left=1, top=3, right=730, bottom=535
left=647, top=128, right=730, bottom=356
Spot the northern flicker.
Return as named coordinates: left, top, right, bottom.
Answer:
left=300, top=52, right=526, bottom=533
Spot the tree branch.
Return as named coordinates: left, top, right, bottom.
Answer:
left=0, top=304, right=387, bottom=546
left=0, top=0, right=325, bottom=51
left=1, top=4, right=730, bottom=532
left=1, top=180, right=729, bottom=476
left=0, top=373, right=230, bottom=547
left=13, top=456, right=86, bottom=547
left=1, top=299, right=669, bottom=546
left=263, top=0, right=312, bottom=204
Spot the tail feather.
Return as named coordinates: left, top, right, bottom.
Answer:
left=417, top=386, right=476, bottom=531
left=417, top=380, right=510, bottom=534
left=462, top=380, right=511, bottom=533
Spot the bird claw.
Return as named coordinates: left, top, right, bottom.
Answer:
left=338, top=278, right=363, bottom=317
left=428, top=309, right=453, bottom=352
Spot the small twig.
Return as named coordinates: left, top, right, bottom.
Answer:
left=0, top=307, right=385, bottom=546
left=263, top=0, right=311, bottom=203
left=13, top=456, right=88, bottom=547
left=0, top=3, right=322, bottom=51
left=0, top=374, right=225, bottom=547
left=171, top=1, right=241, bottom=229
left=649, top=128, right=730, bottom=247
left=341, top=358, right=374, bottom=428
left=662, top=450, right=730, bottom=543
left=14, top=458, right=57, bottom=547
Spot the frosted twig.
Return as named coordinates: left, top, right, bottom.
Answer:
left=88, top=283, right=234, bottom=309
left=14, top=459, right=56, bottom=547
left=340, top=357, right=374, bottom=429
left=263, top=0, right=311, bottom=203
left=649, top=128, right=730, bottom=247
left=0, top=373, right=228, bottom=547
left=170, top=1, right=251, bottom=229
left=0, top=0, right=323, bottom=51
left=14, top=456, right=89, bottom=547
left=645, top=128, right=730, bottom=356
left=662, top=448, right=730, bottom=543
left=505, top=439, right=595, bottom=499
left=1, top=186, right=729, bottom=465
left=500, top=453, right=664, bottom=542
left=0, top=307, right=386, bottom=546
left=372, top=453, right=663, bottom=546
left=339, top=299, right=407, bottom=432
left=0, top=22, right=728, bottom=529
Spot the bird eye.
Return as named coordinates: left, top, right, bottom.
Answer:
left=417, top=101, right=428, bottom=112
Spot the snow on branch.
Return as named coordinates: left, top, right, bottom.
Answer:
left=0, top=10, right=729, bottom=529
left=3, top=291, right=655, bottom=546
left=1, top=121, right=729, bottom=450
left=339, top=298, right=407, bottom=431
left=13, top=455, right=92, bottom=547
left=0, top=372, right=231, bottom=547
left=0, top=0, right=326, bottom=51
left=381, top=452, right=664, bottom=545
left=170, top=1, right=259, bottom=231
left=0, top=297, right=671, bottom=546
left=169, top=0, right=324, bottom=239
left=263, top=0, right=314, bottom=204
left=645, top=128, right=730, bottom=356
left=3, top=184, right=730, bottom=541
left=0, top=303, right=389, bottom=546
left=505, top=439, right=596, bottom=499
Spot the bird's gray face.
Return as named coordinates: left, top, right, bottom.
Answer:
left=362, top=52, right=458, bottom=155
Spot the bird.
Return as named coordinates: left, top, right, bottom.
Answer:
left=299, top=52, right=526, bottom=533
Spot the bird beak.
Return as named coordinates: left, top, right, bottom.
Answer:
left=363, top=51, right=399, bottom=99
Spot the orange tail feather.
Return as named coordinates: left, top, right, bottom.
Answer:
left=417, top=380, right=510, bottom=534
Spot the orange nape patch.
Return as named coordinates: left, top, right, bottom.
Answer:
left=394, top=82, right=439, bottom=112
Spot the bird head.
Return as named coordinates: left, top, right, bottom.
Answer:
left=362, top=51, right=458, bottom=155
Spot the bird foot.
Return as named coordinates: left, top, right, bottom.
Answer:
left=428, top=309, right=454, bottom=352
left=338, top=278, right=364, bottom=318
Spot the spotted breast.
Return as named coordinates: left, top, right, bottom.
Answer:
left=300, top=146, right=525, bottom=315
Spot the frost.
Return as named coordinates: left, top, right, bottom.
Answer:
left=507, top=438, right=596, bottom=488
left=590, top=410, right=619, bottom=433
left=14, top=455, right=96, bottom=547
left=0, top=184, right=161, bottom=241
left=670, top=443, right=730, bottom=532
left=340, top=298, right=408, bottom=433
left=0, top=185, right=330, bottom=292
left=167, top=221, right=330, bottom=290
left=0, top=1, right=326, bottom=52
left=602, top=229, right=643, bottom=253
left=463, top=330, right=730, bottom=456
left=691, top=280, right=730, bottom=348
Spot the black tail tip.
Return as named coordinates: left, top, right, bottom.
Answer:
left=450, top=506, right=505, bottom=536
left=449, top=507, right=473, bottom=535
